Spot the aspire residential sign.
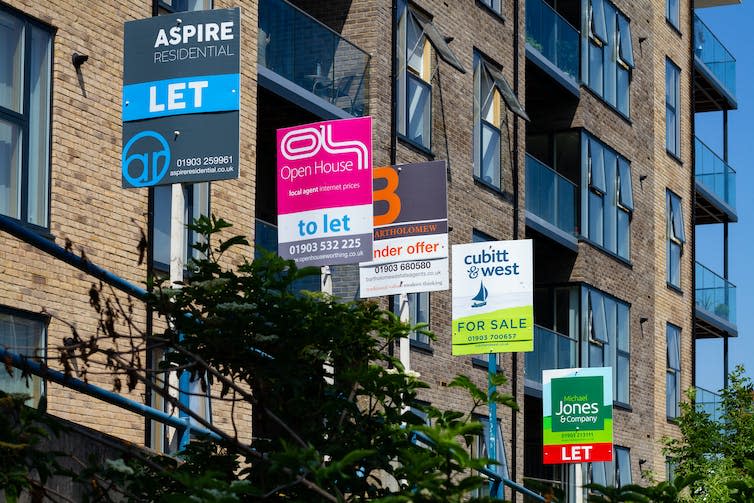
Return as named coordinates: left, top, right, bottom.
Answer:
left=122, top=8, right=241, bottom=188
left=276, top=117, right=373, bottom=266
left=542, top=367, right=613, bottom=464
left=359, top=161, right=449, bottom=297
left=451, top=240, right=533, bottom=355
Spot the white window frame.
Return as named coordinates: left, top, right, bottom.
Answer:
left=0, top=307, right=47, bottom=408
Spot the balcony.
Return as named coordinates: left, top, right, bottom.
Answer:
left=524, top=325, right=578, bottom=389
left=695, top=137, right=737, bottom=224
left=695, top=387, right=722, bottom=422
left=693, top=13, right=736, bottom=111
left=258, top=0, right=370, bottom=118
left=695, top=261, right=737, bottom=338
left=525, top=154, right=578, bottom=251
left=525, top=0, right=580, bottom=96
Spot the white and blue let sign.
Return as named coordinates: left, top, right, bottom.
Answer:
left=122, top=8, right=241, bottom=188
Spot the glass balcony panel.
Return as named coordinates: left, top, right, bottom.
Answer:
left=526, top=154, right=577, bottom=235
left=695, top=137, right=736, bottom=210
left=525, top=0, right=579, bottom=81
left=693, top=13, right=736, bottom=99
left=258, top=0, right=370, bottom=116
left=695, top=261, right=736, bottom=324
left=525, top=325, right=578, bottom=385
left=695, top=387, right=722, bottom=423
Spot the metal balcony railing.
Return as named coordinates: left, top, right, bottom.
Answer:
left=525, top=154, right=578, bottom=236
left=695, top=386, right=722, bottom=423
left=695, top=137, right=736, bottom=211
left=695, top=261, right=736, bottom=325
left=525, top=0, right=579, bottom=81
left=258, top=0, right=370, bottom=116
left=525, top=325, right=577, bottom=385
left=693, top=13, right=736, bottom=99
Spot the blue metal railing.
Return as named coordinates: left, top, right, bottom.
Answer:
left=695, top=137, right=736, bottom=211
left=525, top=325, right=577, bottom=385
left=693, top=13, right=736, bottom=99
left=258, top=0, right=370, bottom=116
left=409, top=430, right=545, bottom=501
left=0, top=214, right=147, bottom=300
left=0, top=346, right=220, bottom=447
left=695, top=386, right=722, bottom=423
left=525, top=154, right=578, bottom=235
left=695, top=261, right=736, bottom=325
left=525, top=0, right=579, bottom=81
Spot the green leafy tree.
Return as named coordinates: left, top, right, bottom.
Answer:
left=662, top=366, right=754, bottom=502
left=0, top=393, right=71, bottom=503
left=18, top=216, right=520, bottom=502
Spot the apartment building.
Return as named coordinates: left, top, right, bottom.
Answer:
left=0, top=0, right=740, bottom=501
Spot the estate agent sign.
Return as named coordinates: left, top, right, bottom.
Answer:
left=359, top=160, right=449, bottom=297
left=542, top=367, right=613, bottom=464
left=122, top=8, right=241, bottom=188
left=451, top=239, right=533, bottom=355
left=276, top=117, right=373, bottom=266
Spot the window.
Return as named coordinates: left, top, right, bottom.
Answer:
left=586, top=287, right=630, bottom=405
left=666, top=59, right=681, bottom=158
left=0, top=7, right=52, bottom=228
left=666, top=190, right=685, bottom=289
left=666, top=323, right=681, bottom=419
left=473, top=52, right=528, bottom=190
left=666, top=457, right=676, bottom=482
left=584, top=0, right=633, bottom=116
left=589, top=446, right=631, bottom=488
left=583, top=132, right=633, bottom=260
left=0, top=308, right=46, bottom=407
left=156, top=0, right=211, bottom=14
left=479, top=0, right=502, bottom=15
left=396, top=0, right=465, bottom=151
left=153, top=183, right=209, bottom=271
left=474, top=53, right=502, bottom=188
left=666, top=0, right=679, bottom=29
left=391, top=292, right=430, bottom=346
left=471, top=416, right=509, bottom=498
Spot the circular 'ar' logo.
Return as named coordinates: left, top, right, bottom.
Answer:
left=122, top=130, right=171, bottom=187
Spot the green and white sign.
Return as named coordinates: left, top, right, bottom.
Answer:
left=543, top=367, right=613, bottom=464
left=451, top=239, right=533, bottom=355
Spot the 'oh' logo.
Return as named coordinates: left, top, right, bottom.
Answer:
left=122, top=131, right=171, bottom=187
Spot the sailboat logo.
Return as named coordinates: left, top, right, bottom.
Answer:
left=471, top=281, right=488, bottom=308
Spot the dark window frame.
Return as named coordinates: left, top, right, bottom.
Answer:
left=583, top=132, right=633, bottom=260
left=585, top=286, right=630, bottom=405
left=0, top=5, right=53, bottom=230
left=666, top=189, right=685, bottom=289
left=666, top=323, right=681, bottom=419
left=665, top=58, right=681, bottom=158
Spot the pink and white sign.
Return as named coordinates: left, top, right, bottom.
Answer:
left=277, top=117, right=373, bottom=266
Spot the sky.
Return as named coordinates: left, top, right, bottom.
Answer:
left=693, top=1, right=754, bottom=392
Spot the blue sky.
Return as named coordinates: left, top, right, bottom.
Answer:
left=694, top=1, right=754, bottom=391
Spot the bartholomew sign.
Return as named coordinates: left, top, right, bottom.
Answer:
left=359, top=160, right=449, bottom=297
left=122, top=8, right=241, bottom=188
left=542, top=367, right=613, bottom=464
left=451, top=239, right=533, bottom=355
